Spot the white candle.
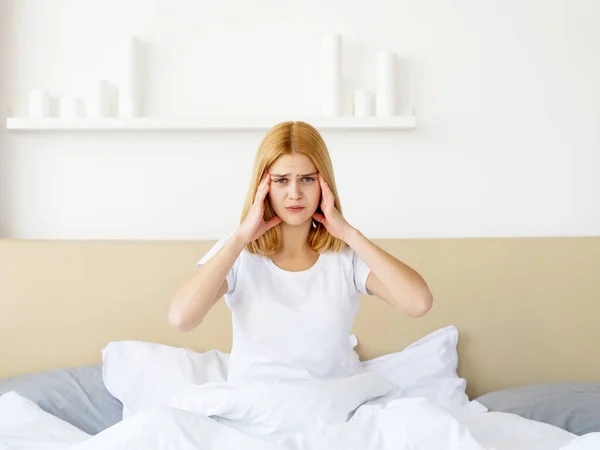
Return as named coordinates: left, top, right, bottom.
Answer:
left=88, top=79, right=111, bottom=118
left=118, top=35, right=140, bottom=117
left=28, top=90, right=50, bottom=118
left=59, top=96, right=84, bottom=118
left=376, top=51, right=398, bottom=116
left=322, top=33, right=343, bottom=117
left=353, top=88, right=373, bottom=117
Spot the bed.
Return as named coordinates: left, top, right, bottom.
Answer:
left=1, top=236, right=600, bottom=449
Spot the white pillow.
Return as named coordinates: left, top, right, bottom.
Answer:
left=0, top=391, right=90, bottom=447
left=167, top=371, right=400, bottom=439
left=102, top=327, right=484, bottom=421
left=102, top=341, right=229, bottom=418
left=102, top=336, right=358, bottom=419
left=361, top=325, right=487, bottom=420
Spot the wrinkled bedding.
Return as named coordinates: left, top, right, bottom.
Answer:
left=2, top=370, right=600, bottom=450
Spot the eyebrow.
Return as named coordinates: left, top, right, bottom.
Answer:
left=269, top=171, right=318, bottom=178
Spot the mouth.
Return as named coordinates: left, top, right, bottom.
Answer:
left=285, top=206, right=305, bottom=213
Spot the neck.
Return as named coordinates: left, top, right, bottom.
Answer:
left=278, top=220, right=313, bottom=255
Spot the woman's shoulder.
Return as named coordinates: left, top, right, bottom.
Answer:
left=197, top=232, right=250, bottom=268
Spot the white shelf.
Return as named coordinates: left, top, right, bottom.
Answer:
left=5, top=116, right=417, bottom=132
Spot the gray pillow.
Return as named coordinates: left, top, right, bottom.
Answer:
left=475, top=382, right=600, bottom=436
left=0, top=365, right=122, bottom=435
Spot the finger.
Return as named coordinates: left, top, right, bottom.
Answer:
left=318, top=175, right=328, bottom=208
left=260, top=172, right=270, bottom=190
left=323, top=181, right=335, bottom=206
left=265, top=215, right=282, bottom=230
left=321, top=190, right=332, bottom=211
left=312, top=212, right=325, bottom=223
left=261, top=175, right=271, bottom=199
left=318, top=173, right=326, bottom=190
left=253, top=188, right=264, bottom=205
left=254, top=174, right=271, bottom=204
left=255, top=189, right=269, bottom=207
left=320, top=176, right=333, bottom=201
left=257, top=171, right=269, bottom=189
left=321, top=195, right=329, bottom=212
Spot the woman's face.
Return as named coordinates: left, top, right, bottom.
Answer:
left=267, top=153, right=322, bottom=227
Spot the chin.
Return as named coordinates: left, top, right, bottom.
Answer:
left=281, top=213, right=312, bottom=227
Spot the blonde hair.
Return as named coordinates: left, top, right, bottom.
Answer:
left=241, top=121, right=346, bottom=256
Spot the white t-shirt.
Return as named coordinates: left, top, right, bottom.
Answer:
left=197, top=235, right=373, bottom=384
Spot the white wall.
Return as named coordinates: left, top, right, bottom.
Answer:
left=1, top=0, right=599, bottom=240
left=0, top=1, right=12, bottom=238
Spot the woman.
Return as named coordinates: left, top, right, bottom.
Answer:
left=168, top=121, right=433, bottom=384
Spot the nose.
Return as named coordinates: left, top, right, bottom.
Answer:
left=287, top=180, right=302, bottom=200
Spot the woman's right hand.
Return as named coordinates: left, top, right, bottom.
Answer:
left=236, top=172, right=282, bottom=244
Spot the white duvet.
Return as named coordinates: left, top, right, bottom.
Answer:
left=1, top=370, right=600, bottom=450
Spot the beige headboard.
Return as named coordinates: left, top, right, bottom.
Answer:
left=1, top=237, right=599, bottom=398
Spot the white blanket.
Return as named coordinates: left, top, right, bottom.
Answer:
left=1, top=371, right=600, bottom=450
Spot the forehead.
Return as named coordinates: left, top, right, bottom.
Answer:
left=269, top=153, right=316, bottom=174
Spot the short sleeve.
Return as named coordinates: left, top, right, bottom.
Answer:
left=352, top=250, right=372, bottom=295
left=196, top=235, right=240, bottom=296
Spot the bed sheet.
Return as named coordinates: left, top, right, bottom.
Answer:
left=2, top=371, right=600, bottom=450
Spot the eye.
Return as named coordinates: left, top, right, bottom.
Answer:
left=301, top=177, right=316, bottom=183
left=274, top=178, right=287, bottom=184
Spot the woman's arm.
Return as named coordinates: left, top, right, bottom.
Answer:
left=168, top=232, right=247, bottom=331
left=345, top=228, right=433, bottom=318
left=312, top=173, right=432, bottom=318
left=169, top=171, right=280, bottom=331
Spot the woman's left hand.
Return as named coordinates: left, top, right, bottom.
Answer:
left=312, top=174, right=355, bottom=242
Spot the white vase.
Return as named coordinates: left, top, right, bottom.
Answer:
left=88, top=79, right=111, bottom=118
left=59, top=96, right=84, bottom=118
left=118, top=35, right=140, bottom=117
left=28, top=90, right=50, bottom=118
left=322, top=33, right=343, bottom=117
left=353, top=88, right=373, bottom=117
left=376, top=51, right=398, bottom=116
